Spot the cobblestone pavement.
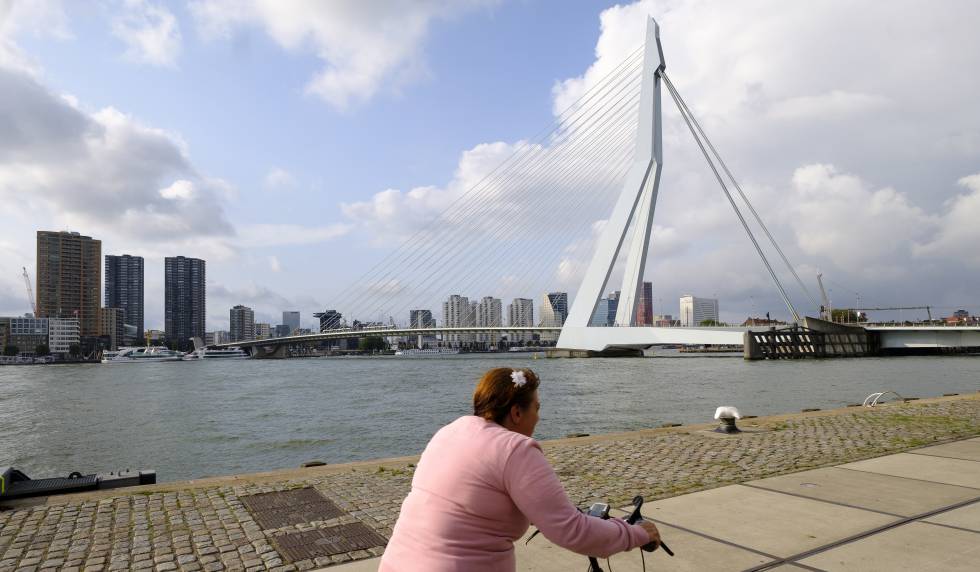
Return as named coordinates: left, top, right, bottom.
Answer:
left=1, top=395, right=977, bottom=571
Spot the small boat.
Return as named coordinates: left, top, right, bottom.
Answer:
left=102, top=346, right=184, bottom=363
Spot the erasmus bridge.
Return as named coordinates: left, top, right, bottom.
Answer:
left=223, top=18, right=980, bottom=358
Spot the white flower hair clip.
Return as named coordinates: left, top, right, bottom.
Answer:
left=510, top=370, right=527, bottom=387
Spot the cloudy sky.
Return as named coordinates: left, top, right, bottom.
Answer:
left=1, top=0, right=979, bottom=329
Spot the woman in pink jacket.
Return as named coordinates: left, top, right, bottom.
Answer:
left=379, top=367, right=660, bottom=571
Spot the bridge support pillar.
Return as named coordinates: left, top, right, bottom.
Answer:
left=251, top=344, right=289, bottom=359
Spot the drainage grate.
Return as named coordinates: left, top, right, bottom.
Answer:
left=240, top=487, right=346, bottom=529
left=272, top=522, right=387, bottom=562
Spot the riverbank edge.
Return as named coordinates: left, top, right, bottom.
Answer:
left=9, top=391, right=978, bottom=509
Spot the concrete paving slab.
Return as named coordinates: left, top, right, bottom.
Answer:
left=320, top=556, right=380, bottom=571
left=513, top=521, right=774, bottom=572
left=909, top=440, right=980, bottom=462
left=922, top=501, right=980, bottom=532
left=798, top=521, right=980, bottom=571
left=746, top=467, right=979, bottom=517
left=640, top=485, right=896, bottom=557
left=839, top=453, right=980, bottom=489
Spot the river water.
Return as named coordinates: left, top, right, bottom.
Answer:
left=1, top=353, right=977, bottom=482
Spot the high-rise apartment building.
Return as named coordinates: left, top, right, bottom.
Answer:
left=443, top=294, right=475, bottom=344
left=409, top=309, right=435, bottom=328
left=679, top=294, right=720, bottom=327
left=635, top=282, right=653, bottom=326
left=164, top=256, right=206, bottom=346
left=476, top=297, right=502, bottom=327
left=36, top=231, right=101, bottom=336
left=508, top=298, right=534, bottom=327
left=282, top=311, right=300, bottom=334
left=476, top=297, right=502, bottom=344
left=508, top=298, right=534, bottom=343
left=229, top=305, right=255, bottom=342
left=607, top=291, right=620, bottom=325
left=105, top=254, right=144, bottom=342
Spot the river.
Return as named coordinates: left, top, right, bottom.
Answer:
left=1, top=353, right=977, bottom=482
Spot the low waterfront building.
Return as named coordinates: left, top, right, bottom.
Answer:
left=273, top=324, right=290, bottom=337
left=0, top=317, right=9, bottom=352
left=146, top=329, right=166, bottom=344
left=255, top=322, right=271, bottom=339
left=8, top=316, right=49, bottom=355
left=49, top=318, right=80, bottom=355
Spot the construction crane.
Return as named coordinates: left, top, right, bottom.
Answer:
left=21, top=267, right=37, bottom=316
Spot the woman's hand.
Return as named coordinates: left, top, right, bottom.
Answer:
left=637, top=520, right=660, bottom=546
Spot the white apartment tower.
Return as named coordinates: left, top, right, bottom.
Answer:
left=508, top=298, right=534, bottom=343
left=442, top=294, right=475, bottom=344
left=679, top=295, right=719, bottom=327
left=476, top=296, right=502, bottom=344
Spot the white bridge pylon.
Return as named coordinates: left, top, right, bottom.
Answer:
left=559, top=17, right=747, bottom=352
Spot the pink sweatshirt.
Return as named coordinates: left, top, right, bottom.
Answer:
left=379, top=416, right=648, bottom=571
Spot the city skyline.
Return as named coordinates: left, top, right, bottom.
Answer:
left=2, top=2, right=980, bottom=329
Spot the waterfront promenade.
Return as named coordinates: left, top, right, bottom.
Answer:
left=0, top=394, right=977, bottom=571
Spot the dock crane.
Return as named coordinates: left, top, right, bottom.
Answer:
left=21, top=267, right=37, bottom=316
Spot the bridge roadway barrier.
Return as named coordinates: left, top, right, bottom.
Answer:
left=745, top=317, right=980, bottom=359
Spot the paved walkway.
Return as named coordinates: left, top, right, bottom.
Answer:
left=334, top=436, right=980, bottom=571
left=0, top=394, right=977, bottom=571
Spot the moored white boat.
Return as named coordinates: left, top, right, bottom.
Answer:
left=393, top=348, right=460, bottom=356
left=101, top=346, right=184, bottom=363
left=183, top=346, right=249, bottom=360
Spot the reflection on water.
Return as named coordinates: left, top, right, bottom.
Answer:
left=0, top=353, right=977, bottom=482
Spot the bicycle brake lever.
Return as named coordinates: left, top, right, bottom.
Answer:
left=627, top=496, right=674, bottom=556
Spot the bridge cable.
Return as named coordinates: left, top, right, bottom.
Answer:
left=662, top=72, right=820, bottom=313
left=339, top=57, right=644, bottom=323
left=325, top=47, right=645, bottom=328
left=662, top=75, right=803, bottom=323
left=348, top=63, right=644, bottom=323
left=381, top=89, right=641, bottom=323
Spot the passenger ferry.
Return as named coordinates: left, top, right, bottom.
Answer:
left=183, top=346, right=249, bottom=360
left=393, top=348, right=460, bottom=356
left=101, top=346, right=185, bottom=363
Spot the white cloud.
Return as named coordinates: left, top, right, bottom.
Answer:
left=189, top=0, right=499, bottom=110
left=159, top=179, right=196, bottom=200
left=913, top=174, right=980, bottom=266
left=766, top=91, right=891, bottom=121
left=268, top=255, right=281, bottom=272
left=0, top=0, right=70, bottom=73
left=263, top=167, right=295, bottom=190
left=111, top=0, right=182, bottom=68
